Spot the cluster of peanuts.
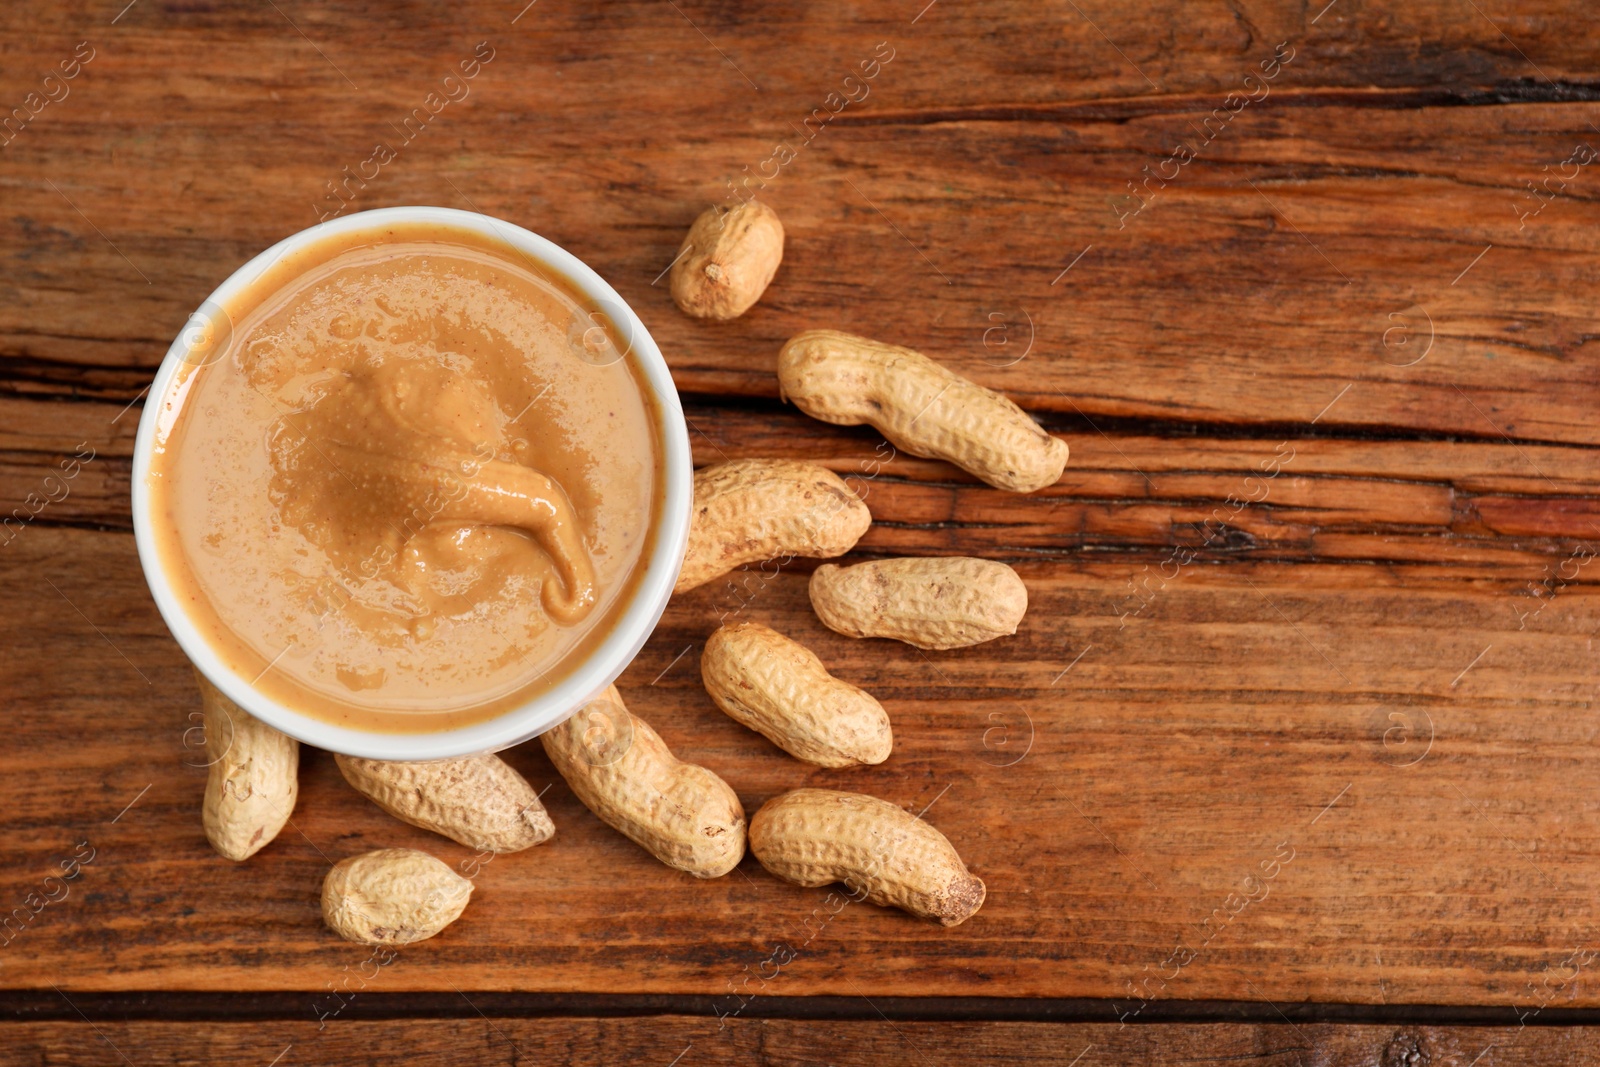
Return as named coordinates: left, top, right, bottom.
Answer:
left=197, top=199, right=1067, bottom=947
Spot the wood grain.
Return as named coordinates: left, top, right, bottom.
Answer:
left=8, top=397, right=1600, bottom=571
left=1, top=0, right=1599, bottom=1020
left=4, top=527, right=1600, bottom=1006
left=3, top=2, right=1600, bottom=440
left=4, top=1017, right=1598, bottom=1066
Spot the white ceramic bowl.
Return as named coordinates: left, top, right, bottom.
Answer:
left=131, top=206, right=691, bottom=760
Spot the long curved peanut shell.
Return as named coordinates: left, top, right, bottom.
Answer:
left=335, top=753, right=554, bottom=854
left=197, top=673, right=298, bottom=862
left=321, top=847, right=473, bottom=945
left=810, top=556, right=1028, bottom=650
left=676, top=459, right=871, bottom=594
left=670, top=200, right=784, bottom=320
left=750, top=789, right=985, bottom=926
left=778, top=329, right=1068, bottom=493
left=701, top=622, right=891, bottom=768
left=541, top=686, right=746, bottom=878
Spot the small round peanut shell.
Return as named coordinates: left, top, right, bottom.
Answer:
left=670, top=200, right=784, bottom=320
left=321, top=848, right=473, bottom=946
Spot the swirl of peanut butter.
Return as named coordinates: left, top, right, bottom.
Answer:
left=272, top=358, right=597, bottom=627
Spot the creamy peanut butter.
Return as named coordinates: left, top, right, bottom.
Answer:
left=148, top=223, right=663, bottom=732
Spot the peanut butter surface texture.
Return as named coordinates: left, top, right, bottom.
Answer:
left=149, top=225, right=662, bottom=731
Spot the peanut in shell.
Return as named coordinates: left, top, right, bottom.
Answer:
left=541, top=686, right=746, bottom=878
left=749, top=788, right=985, bottom=926
left=809, top=556, right=1028, bottom=650
left=321, top=847, right=473, bottom=946
left=335, top=753, right=554, bottom=854
left=777, top=329, right=1068, bottom=493
left=701, top=622, right=891, bottom=768
left=675, top=459, right=870, bottom=594
left=670, top=200, right=784, bottom=320
left=197, top=672, right=299, bottom=862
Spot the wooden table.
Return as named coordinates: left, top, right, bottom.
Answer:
left=5, top=1, right=1600, bottom=1062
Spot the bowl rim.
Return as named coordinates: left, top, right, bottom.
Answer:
left=131, top=205, right=691, bottom=760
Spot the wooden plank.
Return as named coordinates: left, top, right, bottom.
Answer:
left=3, top=1017, right=1597, bottom=1066
left=5, top=399, right=1600, bottom=574
left=3, top=527, right=1600, bottom=1004
left=3, top=3, right=1600, bottom=440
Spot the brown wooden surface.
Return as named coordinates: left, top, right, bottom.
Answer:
left=7, top=1017, right=1600, bottom=1067
left=5, top=0, right=1600, bottom=1055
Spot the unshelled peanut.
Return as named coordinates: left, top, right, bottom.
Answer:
left=675, top=459, right=871, bottom=594
left=321, top=847, right=473, bottom=946
left=670, top=200, right=785, bottom=320
left=335, top=753, right=554, bottom=854
left=701, top=622, right=891, bottom=768
left=750, top=788, right=985, bottom=926
left=196, top=672, right=299, bottom=862
left=541, top=686, right=746, bottom=878
left=810, top=556, right=1028, bottom=649
left=778, top=329, right=1068, bottom=493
